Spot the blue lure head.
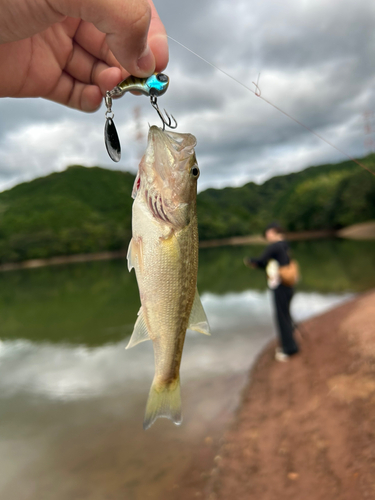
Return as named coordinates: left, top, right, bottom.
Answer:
left=145, top=73, right=170, bottom=97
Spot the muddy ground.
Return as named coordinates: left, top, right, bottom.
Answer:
left=174, top=290, right=375, bottom=500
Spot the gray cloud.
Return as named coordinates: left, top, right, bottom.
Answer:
left=0, top=0, right=374, bottom=192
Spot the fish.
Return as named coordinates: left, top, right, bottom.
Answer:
left=126, top=125, right=210, bottom=430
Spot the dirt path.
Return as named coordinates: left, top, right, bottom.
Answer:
left=176, top=290, right=375, bottom=500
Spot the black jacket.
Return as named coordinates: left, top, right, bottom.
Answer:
left=250, top=240, right=290, bottom=269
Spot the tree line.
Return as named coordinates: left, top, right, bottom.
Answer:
left=0, top=156, right=374, bottom=263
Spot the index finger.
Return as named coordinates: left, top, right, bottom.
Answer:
left=147, top=0, right=169, bottom=73
left=53, top=0, right=168, bottom=76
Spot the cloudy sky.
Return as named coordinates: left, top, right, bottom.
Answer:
left=0, top=0, right=374, bottom=192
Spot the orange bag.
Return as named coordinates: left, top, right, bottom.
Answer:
left=279, top=259, right=300, bottom=287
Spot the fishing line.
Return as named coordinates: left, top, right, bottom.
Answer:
left=167, top=35, right=375, bottom=176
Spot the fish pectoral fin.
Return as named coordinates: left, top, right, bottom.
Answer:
left=127, top=237, right=143, bottom=272
left=126, top=307, right=151, bottom=349
left=188, top=289, right=211, bottom=336
left=126, top=238, right=136, bottom=272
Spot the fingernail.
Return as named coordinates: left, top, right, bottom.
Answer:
left=137, top=45, right=154, bottom=74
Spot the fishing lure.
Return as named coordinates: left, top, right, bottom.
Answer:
left=104, top=73, right=177, bottom=162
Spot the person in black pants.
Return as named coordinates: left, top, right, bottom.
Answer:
left=244, top=222, right=299, bottom=362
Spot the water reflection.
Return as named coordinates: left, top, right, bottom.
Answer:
left=0, top=239, right=373, bottom=345
left=0, top=261, right=140, bottom=345
left=0, top=289, right=351, bottom=403
left=0, top=239, right=373, bottom=500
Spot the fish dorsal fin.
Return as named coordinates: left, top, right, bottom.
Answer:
left=126, top=307, right=151, bottom=349
left=188, top=289, right=211, bottom=335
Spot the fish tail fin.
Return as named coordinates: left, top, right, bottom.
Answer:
left=143, top=377, right=182, bottom=430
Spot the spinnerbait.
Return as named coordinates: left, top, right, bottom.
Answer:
left=104, top=73, right=177, bottom=162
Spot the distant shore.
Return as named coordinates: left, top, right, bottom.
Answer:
left=199, top=229, right=335, bottom=248
left=0, top=250, right=127, bottom=272
left=0, top=222, right=373, bottom=273
left=200, top=221, right=375, bottom=248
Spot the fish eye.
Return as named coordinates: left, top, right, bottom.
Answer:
left=191, top=166, right=200, bottom=178
left=156, top=73, right=168, bottom=83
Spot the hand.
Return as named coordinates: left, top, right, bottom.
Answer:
left=243, top=257, right=257, bottom=269
left=0, top=0, right=168, bottom=111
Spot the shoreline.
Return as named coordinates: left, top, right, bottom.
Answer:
left=175, top=289, right=375, bottom=500
left=199, top=229, right=335, bottom=248
left=0, top=223, right=374, bottom=273
left=0, top=249, right=127, bottom=272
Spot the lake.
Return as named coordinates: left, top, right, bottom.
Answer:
left=0, top=239, right=374, bottom=500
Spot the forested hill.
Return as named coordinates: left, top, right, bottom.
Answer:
left=0, top=156, right=374, bottom=263
left=0, top=166, right=135, bottom=263
left=197, top=154, right=375, bottom=239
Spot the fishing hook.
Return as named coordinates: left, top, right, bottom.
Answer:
left=150, top=95, right=178, bottom=131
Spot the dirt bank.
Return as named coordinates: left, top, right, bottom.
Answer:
left=176, top=290, right=375, bottom=500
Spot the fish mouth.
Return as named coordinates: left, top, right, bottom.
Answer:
left=148, top=125, right=164, bottom=134
left=148, top=126, right=197, bottom=154
left=148, top=125, right=165, bottom=142
left=148, top=125, right=197, bottom=161
left=148, top=125, right=175, bottom=154
left=146, top=126, right=174, bottom=182
left=138, top=126, right=198, bottom=220
left=142, top=125, right=197, bottom=191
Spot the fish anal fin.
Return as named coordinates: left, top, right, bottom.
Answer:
left=188, top=289, right=211, bottom=336
left=127, top=237, right=143, bottom=272
left=143, top=377, right=182, bottom=430
left=126, top=307, right=151, bottom=349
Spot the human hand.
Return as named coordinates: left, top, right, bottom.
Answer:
left=0, top=0, right=168, bottom=111
left=243, top=257, right=257, bottom=269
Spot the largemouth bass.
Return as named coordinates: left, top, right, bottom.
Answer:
left=127, top=126, right=210, bottom=430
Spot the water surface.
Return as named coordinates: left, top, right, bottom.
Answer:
left=0, top=239, right=373, bottom=499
